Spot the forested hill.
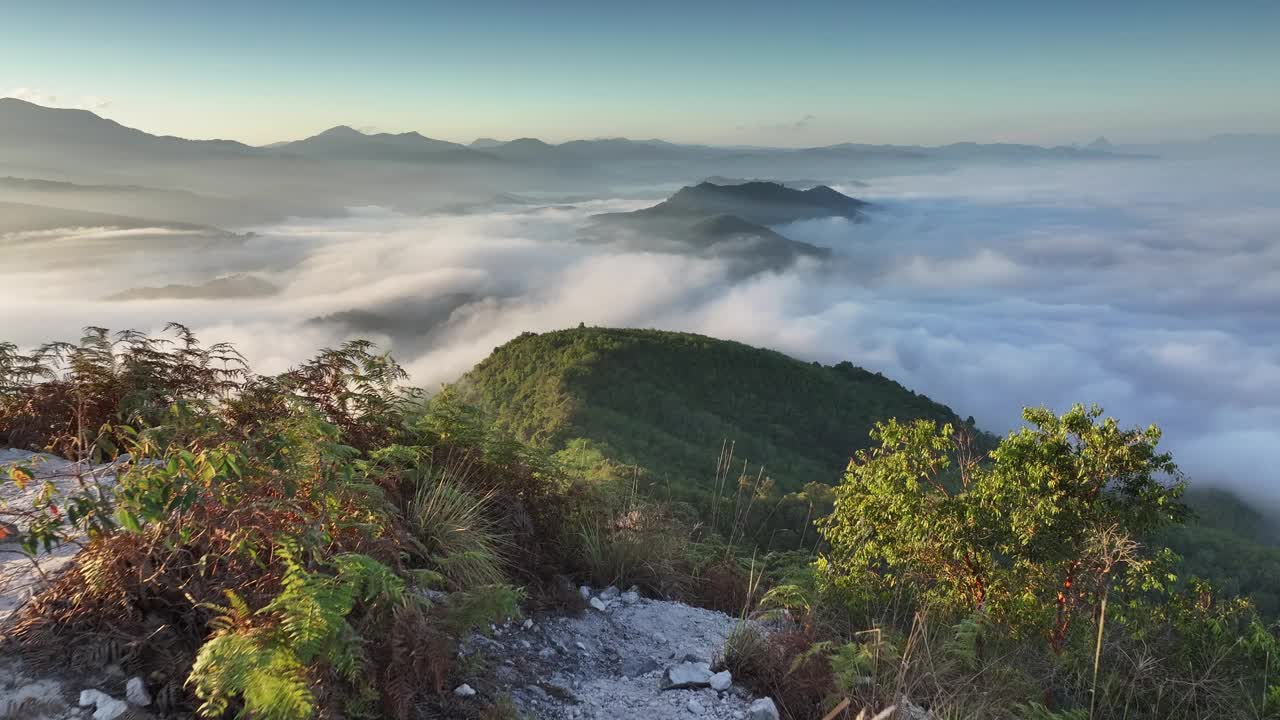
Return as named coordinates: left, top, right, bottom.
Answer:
left=1166, top=488, right=1280, bottom=617
left=457, top=326, right=981, bottom=493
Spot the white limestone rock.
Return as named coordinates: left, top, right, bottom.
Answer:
left=661, top=661, right=713, bottom=690
left=748, top=697, right=780, bottom=720
left=125, top=677, right=151, bottom=706
left=79, top=689, right=129, bottom=720
left=710, top=670, right=732, bottom=691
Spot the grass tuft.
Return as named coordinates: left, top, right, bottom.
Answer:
left=406, top=458, right=510, bottom=590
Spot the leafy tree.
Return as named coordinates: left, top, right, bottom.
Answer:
left=818, top=405, right=1187, bottom=650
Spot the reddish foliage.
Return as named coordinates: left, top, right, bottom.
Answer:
left=696, top=558, right=753, bottom=614
left=725, top=627, right=836, bottom=720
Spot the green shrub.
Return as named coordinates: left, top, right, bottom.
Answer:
left=819, top=405, right=1185, bottom=649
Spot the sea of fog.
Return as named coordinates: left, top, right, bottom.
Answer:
left=3, top=158, right=1277, bottom=505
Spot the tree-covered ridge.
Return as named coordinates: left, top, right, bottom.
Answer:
left=1167, top=489, right=1280, bottom=618
left=460, top=326, right=982, bottom=494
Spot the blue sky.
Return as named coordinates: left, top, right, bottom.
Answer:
left=4, top=0, right=1278, bottom=146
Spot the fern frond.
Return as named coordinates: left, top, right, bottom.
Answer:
left=788, top=640, right=834, bottom=676
left=943, top=613, right=987, bottom=672
left=188, top=632, right=315, bottom=720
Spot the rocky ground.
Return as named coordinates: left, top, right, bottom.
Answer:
left=1, top=450, right=785, bottom=720
left=457, top=585, right=781, bottom=720
left=0, top=658, right=157, bottom=720
left=0, top=449, right=122, bottom=625
left=1, top=450, right=156, bottom=720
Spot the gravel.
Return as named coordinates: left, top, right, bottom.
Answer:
left=460, top=590, right=770, bottom=719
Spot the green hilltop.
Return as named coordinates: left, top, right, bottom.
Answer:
left=456, top=326, right=982, bottom=494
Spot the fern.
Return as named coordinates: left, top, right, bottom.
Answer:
left=788, top=640, right=834, bottom=676
left=188, top=547, right=404, bottom=719
left=268, top=544, right=361, bottom=670
left=188, top=591, right=315, bottom=720
left=189, top=632, right=314, bottom=720
left=755, top=583, right=813, bottom=623
left=829, top=641, right=875, bottom=687
left=384, top=601, right=454, bottom=720
left=943, top=613, right=987, bottom=672
left=333, top=552, right=406, bottom=605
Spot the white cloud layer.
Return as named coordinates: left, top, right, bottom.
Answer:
left=2, top=158, right=1277, bottom=505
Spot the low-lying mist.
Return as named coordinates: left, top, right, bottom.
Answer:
left=3, top=158, right=1277, bottom=506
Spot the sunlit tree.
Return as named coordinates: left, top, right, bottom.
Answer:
left=818, top=404, right=1186, bottom=650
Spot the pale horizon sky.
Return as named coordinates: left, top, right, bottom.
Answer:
left=4, top=0, right=1279, bottom=147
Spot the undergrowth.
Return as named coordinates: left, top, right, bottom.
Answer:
left=0, top=327, right=562, bottom=719
left=2, top=326, right=1276, bottom=720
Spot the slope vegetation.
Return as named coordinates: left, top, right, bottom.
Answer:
left=459, top=326, right=978, bottom=493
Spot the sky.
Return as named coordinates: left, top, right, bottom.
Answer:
left=4, top=0, right=1279, bottom=147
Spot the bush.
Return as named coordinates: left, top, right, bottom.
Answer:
left=0, top=327, right=567, bottom=719
left=572, top=481, right=691, bottom=596
left=727, top=406, right=1273, bottom=720
left=819, top=406, right=1186, bottom=649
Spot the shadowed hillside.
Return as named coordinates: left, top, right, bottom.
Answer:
left=630, top=181, right=871, bottom=225
left=585, top=181, right=872, bottom=270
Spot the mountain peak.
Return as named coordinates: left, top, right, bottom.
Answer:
left=0, top=97, right=100, bottom=120
left=661, top=180, right=869, bottom=224
left=315, top=125, right=365, bottom=138
left=505, top=137, right=553, bottom=148
left=462, top=326, right=973, bottom=493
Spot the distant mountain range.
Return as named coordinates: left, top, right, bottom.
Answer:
left=1105, top=133, right=1280, bottom=159
left=703, top=175, right=867, bottom=189
left=106, top=273, right=278, bottom=301
left=305, top=293, right=481, bottom=339
left=0, top=176, right=251, bottom=226
left=0, top=199, right=225, bottom=235
left=272, top=125, right=491, bottom=164
left=0, top=97, right=1171, bottom=226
